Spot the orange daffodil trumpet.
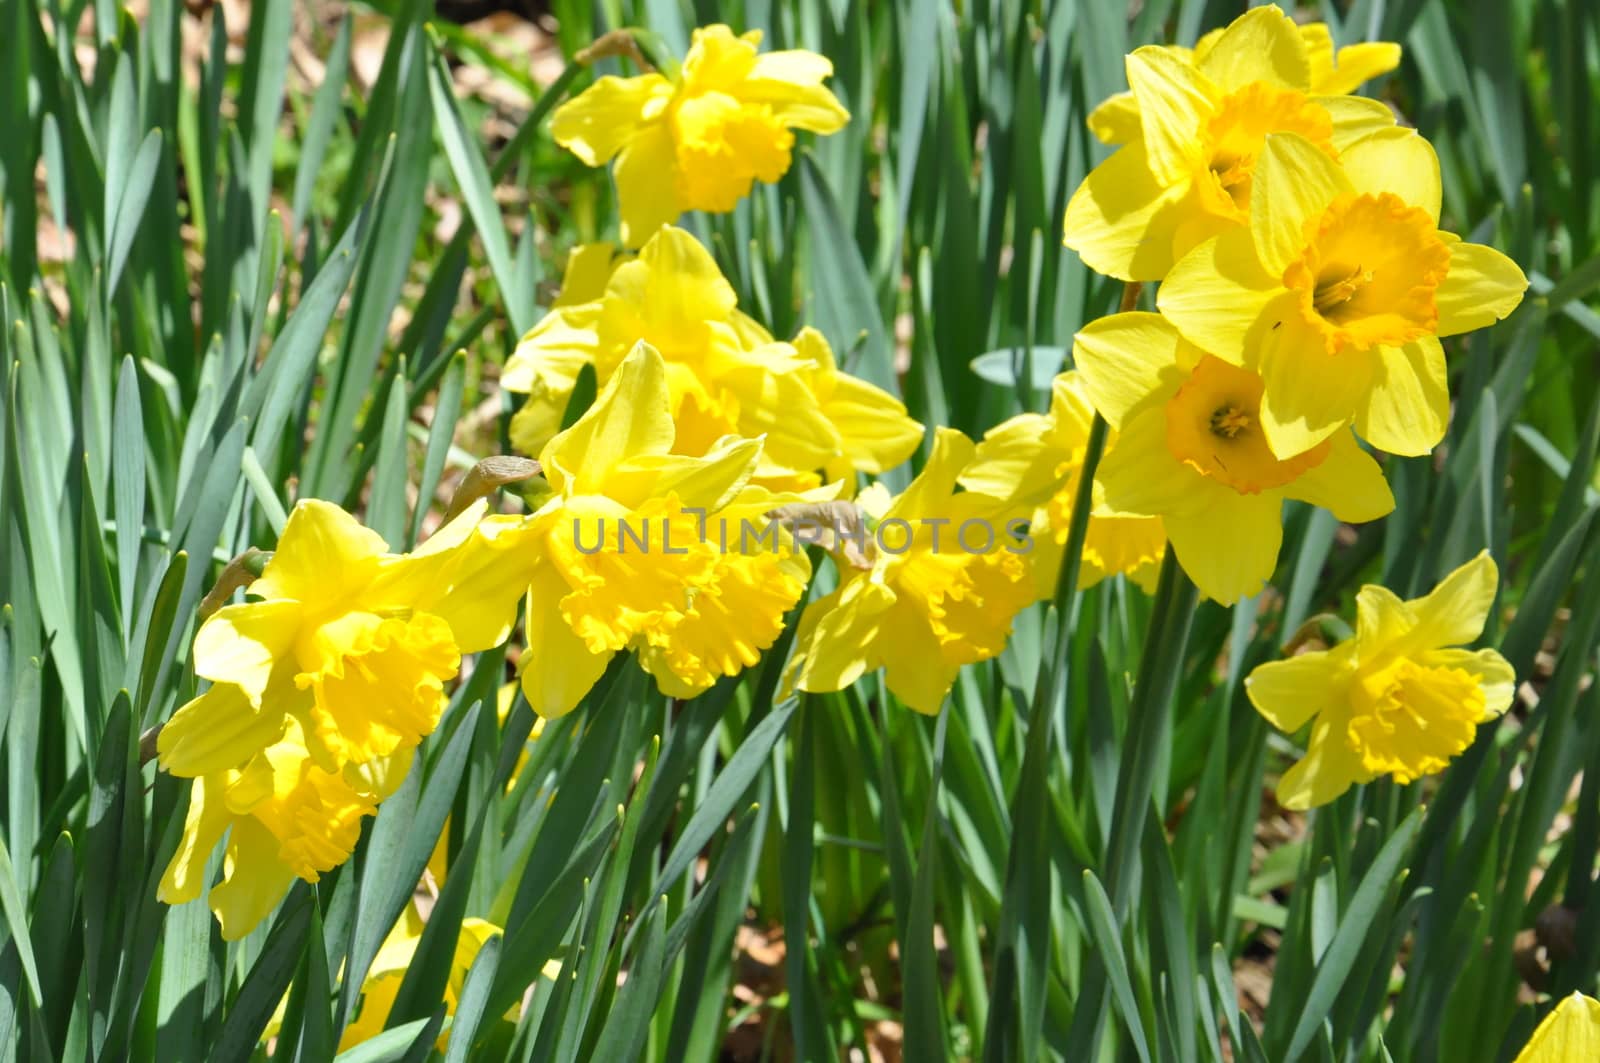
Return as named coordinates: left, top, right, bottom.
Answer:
left=959, top=372, right=1166, bottom=596
left=516, top=341, right=820, bottom=717
left=551, top=25, right=849, bottom=245
left=1072, top=313, right=1395, bottom=603
left=1158, top=129, right=1528, bottom=458
left=786, top=429, right=1035, bottom=714
left=157, top=500, right=530, bottom=939
left=1246, top=552, right=1514, bottom=809
left=503, top=227, right=922, bottom=494
left=1064, top=6, right=1402, bottom=281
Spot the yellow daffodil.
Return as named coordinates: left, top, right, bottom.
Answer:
left=156, top=500, right=528, bottom=781
left=959, top=372, right=1165, bottom=596
left=503, top=227, right=920, bottom=490
left=1072, top=312, right=1394, bottom=603
left=338, top=909, right=514, bottom=1051
left=1063, top=5, right=1399, bottom=281
left=159, top=717, right=408, bottom=939
left=1512, top=993, right=1600, bottom=1062
left=1157, top=129, right=1528, bottom=458
left=786, top=428, right=1034, bottom=714
left=1246, top=551, right=1514, bottom=809
left=1087, top=17, right=1401, bottom=145
left=551, top=24, right=849, bottom=245
left=518, top=342, right=817, bottom=717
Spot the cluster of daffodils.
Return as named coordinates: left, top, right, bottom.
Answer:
left=156, top=10, right=1532, bottom=966
left=1053, top=5, right=1526, bottom=808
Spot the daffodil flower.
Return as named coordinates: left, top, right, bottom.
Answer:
left=157, top=500, right=529, bottom=780
left=1063, top=5, right=1399, bottom=281
left=1512, top=993, right=1600, bottom=1062
left=1072, top=313, right=1394, bottom=603
left=159, top=716, right=407, bottom=940
left=551, top=25, right=849, bottom=245
left=786, top=428, right=1035, bottom=714
left=1087, top=16, right=1401, bottom=145
left=1246, top=551, right=1515, bottom=810
left=503, top=227, right=920, bottom=491
left=959, top=372, right=1166, bottom=596
left=518, top=342, right=818, bottom=717
left=1158, top=129, right=1528, bottom=458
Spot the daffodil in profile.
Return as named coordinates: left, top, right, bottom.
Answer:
left=1246, top=551, right=1514, bottom=809
left=1512, top=993, right=1600, bottom=1063
left=1086, top=17, right=1401, bottom=145
left=156, top=500, right=528, bottom=780
left=1063, top=4, right=1398, bottom=281
left=503, top=227, right=920, bottom=489
left=959, top=371, right=1165, bottom=596
left=551, top=24, right=849, bottom=245
left=1158, top=129, right=1528, bottom=458
left=1072, top=313, right=1394, bottom=603
left=786, top=428, right=1035, bottom=714
left=518, top=342, right=816, bottom=717
left=159, top=717, right=408, bottom=939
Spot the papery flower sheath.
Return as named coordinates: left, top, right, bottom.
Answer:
left=1246, top=551, right=1515, bottom=809
left=551, top=24, right=849, bottom=245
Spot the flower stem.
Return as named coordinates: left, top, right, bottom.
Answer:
left=1103, top=548, right=1199, bottom=918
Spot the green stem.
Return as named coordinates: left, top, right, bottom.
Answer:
left=1104, top=549, right=1199, bottom=918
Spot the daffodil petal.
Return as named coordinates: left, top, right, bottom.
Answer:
left=519, top=565, right=616, bottom=718
left=210, top=818, right=297, bottom=941
left=880, top=599, right=959, bottom=714
left=191, top=600, right=303, bottom=703
left=158, top=776, right=232, bottom=905
left=1277, top=715, right=1368, bottom=810
left=1246, top=649, right=1347, bottom=733
left=159, top=682, right=289, bottom=777
left=1198, top=5, right=1311, bottom=93
left=1257, top=313, right=1374, bottom=457
left=1125, top=47, right=1214, bottom=186
left=790, top=578, right=898, bottom=695
left=1319, top=96, right=1401, bottom=151
left=1252, top=132, right=1351, bottom=275
left=549, top=74, right=671, bottom=166
left=1156, top=229, right=1278, bottom=364
left=1338, top=128, right=1441, bottom=221
left=1284, top=430, right=1395, bottom=523
left=1405, top=550, right=1499, bottom=649
left=1163, top=492, right=1282, bottom=603
left=886, top=427, right=976, bottom=523
left=1062, top=141, right=1193, bottom=282
left=1355, top=584, right=1416, bottom=653
left=613, top=122, right=682, bottom=247
left=1354, top=336, right=1449, bottom=457
left=1435, top=242, right=1528, bottom=336
left=1087, top=90, right=1141, bottom=144
left=253, top=500, right=388, bottom=603
left=1316, top=41, right=1403, bottom=96
left=960, top=412, right=1056, bottom=503
left=1095, top=406, right=1209, bottom=518
left=1072, top=311, right=1188, bottom=428
left=1511, top=992, right=1600, bottom=1063
left=543, top=342, right=676, bottom=491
